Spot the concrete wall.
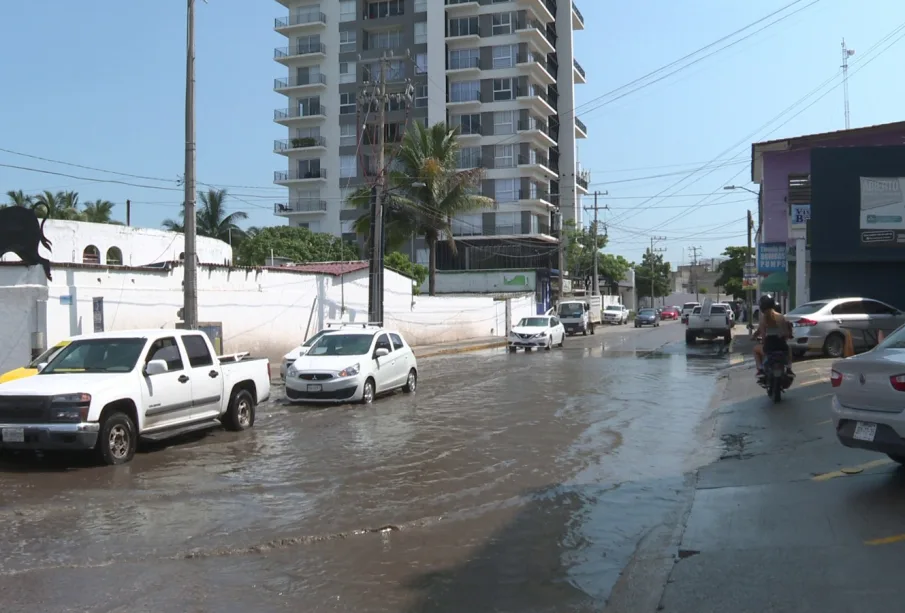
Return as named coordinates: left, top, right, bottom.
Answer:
left=0, top=271, right=49, bottom=373
left=0, top=220, right=233, bottom=267
left=418, top=269, right=537, bottom=294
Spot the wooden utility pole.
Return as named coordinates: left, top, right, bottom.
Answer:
left=688, top=246, right=702, bottom=302
left=650, top=236, right=667, bottom=308
left=583, top=191, right=609, bottom=296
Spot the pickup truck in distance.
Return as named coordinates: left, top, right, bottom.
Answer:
left=0, top=329, right=271, bottom=465
left=686, top=302, right=733, bottom=344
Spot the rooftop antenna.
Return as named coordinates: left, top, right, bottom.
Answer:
left=842, top=39, right=855, bottom=129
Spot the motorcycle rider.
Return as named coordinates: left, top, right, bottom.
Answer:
left=751, top=293, right=794, bottom=381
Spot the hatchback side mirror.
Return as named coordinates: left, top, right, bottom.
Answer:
left=375, top=347, right=390, bottom=358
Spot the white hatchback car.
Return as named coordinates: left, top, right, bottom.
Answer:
left=279, top=322, right=382, bottom=379
left=508, top=315, right=566, bottom=352
left=285, top=328, right=417, bottom=404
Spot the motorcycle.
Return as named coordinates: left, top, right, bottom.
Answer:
left=759, top=351, right=794, bottom=403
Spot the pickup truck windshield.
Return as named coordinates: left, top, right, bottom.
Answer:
left=27, top=342, right=68, bottom=369
left=42, top=338, right=147, bottom=374
left=558, top=304, right=584, bottom=317
left=308, top=333, right=375, bottom=356
left=605, top=306, right=621, bottom=311
left=517, top=318, right=550, bottom=327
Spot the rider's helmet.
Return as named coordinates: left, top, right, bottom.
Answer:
left=759, top=293, right=776, bottom=312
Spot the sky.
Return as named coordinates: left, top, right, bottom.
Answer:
left=1, top=0, right=903, bottom=267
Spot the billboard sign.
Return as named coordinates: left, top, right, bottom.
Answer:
left=757, top=242, right=787, bottom=273
left=790, top=204, right=810, bottom=230
left=860, top=177, right=905, bottom=246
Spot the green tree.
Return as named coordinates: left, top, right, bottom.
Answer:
left=82, top=199, right=117, bottom=224
left=352, top=121, right=493, bottom=295
left=714, top=246, right=754, bottom=299
left=234, top=226, right=358, bottom=266
left=385, top=251, right=428, bottom=294
left=33, top=190, right=83, bottom=220
left=162, top=188, right=247, bottom=243
left=5, top=190, right=33, bottom=208
left=563, top=221, right=632, bottom=287
left=634, top=249, right=672, bottom=300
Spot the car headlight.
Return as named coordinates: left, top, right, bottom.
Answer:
left=287, top=364, right=298, bottom=377
left=338, top=363, right=360, bottom=378
left=50, top=393, right=91, bottom=422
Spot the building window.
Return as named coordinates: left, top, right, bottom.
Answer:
left=82, top=245, right=100, bottom=264
left=339, top=61, right=356, bottom=84
left=367, top=0, right=404, bottom=19
left=106, top=246, right=123, bottom=266
left=495, top=179, right=518, bottom=203
left=339, top=0, right=355, bottom=22
left=493, top=110, right=516, bottom=135
left=492, top=44, right=517, bottom=69
left=340, top=123, right=357, bottom=147
left=415, top=53, right=427, bottom=74
left=414, top=21, right=427, bottom=44
left=339, top=30, right=356, bottom=53
left=415, top=83, right=428, bottom=108
left=368, top=28, right=403, bottom=50
left=492, top=12, right=514, bottom=35
left=340, top=155, right=358, bottom=178
left=458, top=146, right=481, bottom=169
left=340, top=92, right=355, bottom=114
left=494, top=144, right=515, bottom=168
left=452, top=113, right=481, bottom=135
left=493, top=78, right=513, bottom=101
left=449, top=48, right=479, bottom=70
left=364, top=59, right=404, bottom=82
left=449, top=80, right=480, bottom=102
left=452, top=213, right=483, bottom=236
left=448, top=17, right=479, bottom=37
left=414, top=0, right=427, bottom=12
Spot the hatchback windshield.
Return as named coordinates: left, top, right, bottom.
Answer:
left=517, top=317, right=550, bottom=327
left=42, top=338, right=147, bottom=374
left=307, top=333, right=375, bottom=356
left=787, top=301, right=828, bottom=316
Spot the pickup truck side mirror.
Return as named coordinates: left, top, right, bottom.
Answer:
left=374, top=347, right=390, bottom=358
left=144, top=359, right=169, bottom=376
left=36, top=363, right=47, bottom=373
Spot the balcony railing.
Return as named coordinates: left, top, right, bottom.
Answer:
left=448, top=56, right=481, bottom=70
left=577, top=173, right=589, bottom=190
left=274, top=105, right=326, bottom=120
left=573, top=59, right=586, bottom=79
left=274, top=12, right=326, bottom=28
left=445, top=0, right=477, bottom=4
left=517, top=51, right=553, bottom=74
left=447, top=90, right=482, bottom=104
left=274, top=169, right=327, bottom=182
left=274, top=74, right=327, bottom=89
left=274, top=200, right=328, bottom=214
left=516, top=86, right=553, bottom=106
left=575, top=117, right=587, bottom=134
left=455, top=123, right=483, bottom=136
left=572, top=2, right=585, bottom=25
left=518, top=188, right=552, bottom=202
left=519, top=152, right=552, bottom=169
left=457, top=156, right=482, bottom=169
left=518, top=118, right=550, bottom=135
left=447, top=26, right=481, bottom=37
left=274, top=42, right=327, bottom=59
left=274, top=136, right=326, bottom=151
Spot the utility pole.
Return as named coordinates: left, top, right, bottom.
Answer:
left=555, top=208, right=566, bottom=300
left=125, top=199, right=131, bottom=227
left=841, top=39, right=855, bottom=130
left=650, top=236, right=667, bottom=308
left=688, top=246, right=702, bottom=302
left=182, top=0, right=198, bottom=330
left=583, top=191, right=609, bottom=296
left=746, top=209, right=754, bottom=332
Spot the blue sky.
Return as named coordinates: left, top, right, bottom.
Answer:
left=1, top=0, right=902, bottom=266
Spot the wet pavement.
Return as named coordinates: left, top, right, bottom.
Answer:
left=0, top=321, right=745, bottom=613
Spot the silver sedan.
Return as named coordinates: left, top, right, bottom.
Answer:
left=786, top=297, right=905, bottom=358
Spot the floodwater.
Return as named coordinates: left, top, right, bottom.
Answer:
left=0, top=323, right=741, bottom=612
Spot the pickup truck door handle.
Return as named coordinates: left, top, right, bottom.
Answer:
left=178, top=375, right=190, bottom=383
left=209, top=370, right=219, bottom=378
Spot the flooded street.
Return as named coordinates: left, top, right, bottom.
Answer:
left=0, top=322, right=742, bottom=612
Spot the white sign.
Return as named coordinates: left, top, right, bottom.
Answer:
left=790, top=204, right=810, bottom=230
left=860, top=177, right=905, bottom=230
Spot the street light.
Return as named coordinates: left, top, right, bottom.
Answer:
left=723, top=184, right=759, bottom=196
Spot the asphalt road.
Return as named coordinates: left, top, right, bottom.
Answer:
left=0, top=321, right=749, bottom=613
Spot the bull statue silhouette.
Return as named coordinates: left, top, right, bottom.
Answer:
left=0, top=206, right=53, bottom=280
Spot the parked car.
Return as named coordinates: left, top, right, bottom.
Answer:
left=680, top=302, right=700, bottom=324
left=0, top=330, right=271, bottom=465
left=786, top=297, right=905, bottom=358
left=0, top=339, right=71, bottom=384
left=280, top=321, right=382, bottom=380
left=686, top=302, right=732, bottom=344
left=660, top=307, right=680, bottom=321
left=634, top=308, right=660, bottom=328
left=603, top=304, right=629, bottom=325
left=831, top=324, right=905, bottom=464
left=508, top=315, right=566, bottom=351
left=285, top=328, right=417, bottom=404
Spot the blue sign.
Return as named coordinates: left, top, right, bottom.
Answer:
left=757, top=242, right=787, bottom=273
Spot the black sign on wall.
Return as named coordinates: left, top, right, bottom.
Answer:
left=92, top=297, right=104, bottom=333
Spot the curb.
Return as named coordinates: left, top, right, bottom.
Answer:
left=415, top=340, right=508, bottom=359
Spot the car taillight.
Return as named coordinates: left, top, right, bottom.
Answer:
left=796, top=318, right=818, bottom=327
left=890, top=374, right=905, bottom=392
left=830, top=370, right=842, bottom=387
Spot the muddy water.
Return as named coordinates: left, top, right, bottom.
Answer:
left=0, top=324, right=736, bottom=612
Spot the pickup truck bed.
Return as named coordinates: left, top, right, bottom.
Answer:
left=686, top=305, right=732, bottom=344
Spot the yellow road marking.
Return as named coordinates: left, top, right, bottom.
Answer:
left=807, top=393, right=834, bottom=402
left=865, top=533, right=905, bottom=546
left=812, top=458, right=893, bottom=482
left=816, top=419, right=833, bottom=426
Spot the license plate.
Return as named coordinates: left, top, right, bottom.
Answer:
left=853, top=421, right=877, bottom=442
left=306, top=384, right=322, bottom=392
left=2, top=428, right=24, bottom=443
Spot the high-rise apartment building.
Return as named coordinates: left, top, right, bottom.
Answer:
left=273, top=0, right=588, bottom=269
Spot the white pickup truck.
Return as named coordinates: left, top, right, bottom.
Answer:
left=686, top=301, right=733, bottom=344
left=0, top=329, right=271, bottom=465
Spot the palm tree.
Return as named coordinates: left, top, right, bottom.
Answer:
left=81, top=199, right=117, bottom=224
left=161, top=188, right=247, bottom=243
left=354, top=121, right=493, bottom=295
left=33, top=190, right=83, bottom=220
left=6, top=190, right=33, bottom=208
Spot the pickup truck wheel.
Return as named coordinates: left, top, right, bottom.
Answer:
left=685, top=332, right=697, bottom=345
left=223, top=389, right=255, bottom=431
left=96, top=412, right=137, bottom=465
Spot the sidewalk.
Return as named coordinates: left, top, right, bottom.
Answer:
left=412, top=336, right=506, bottom=359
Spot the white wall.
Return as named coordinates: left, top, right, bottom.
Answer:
left=0, top=220, right=233, bottom=267
left=0, top=268, right=49, bottom=374
left=418, top=269, right=537, bottom=294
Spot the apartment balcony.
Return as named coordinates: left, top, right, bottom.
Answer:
left=516, top=19, right=555, bottom=55
left=274, top=12, right=326, bottom=36
left=517, top=51, right=556, bottom=86
left=575, top=116, right=588, bottom=139
left=444, top=0, right=479, bottom=13
left=517, top=118, right=556, bottom=148
left=446, top=27, right=481, bottom=45
left=518, top=187, right=556, bottom=209
left=573, top=59, right=587, bottom=84
left=518, top=152, right=557, bottom=180
left=516, top=86, right=556, bottom=117
left=446, top=90, right=483, bottom=109
left=274, top=42, right=327, bottom=66
left=572, top=2, right=585, bottom=30
left=454, top=124, right=484, bottom=140
left=274, top=168, right=327, bottom=185
left=518, top=0, right=556, bottom=23
left=273, top=74, right=327, bottom=96
left=447, top=56, right=482, bottom=76
left=576, top=170, right=590, bottom=194
left=274, top=137, right=327, bottom=156
left=274, top=199, right=328, bottom=216
left=274, top=105, right=327, bottom=126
